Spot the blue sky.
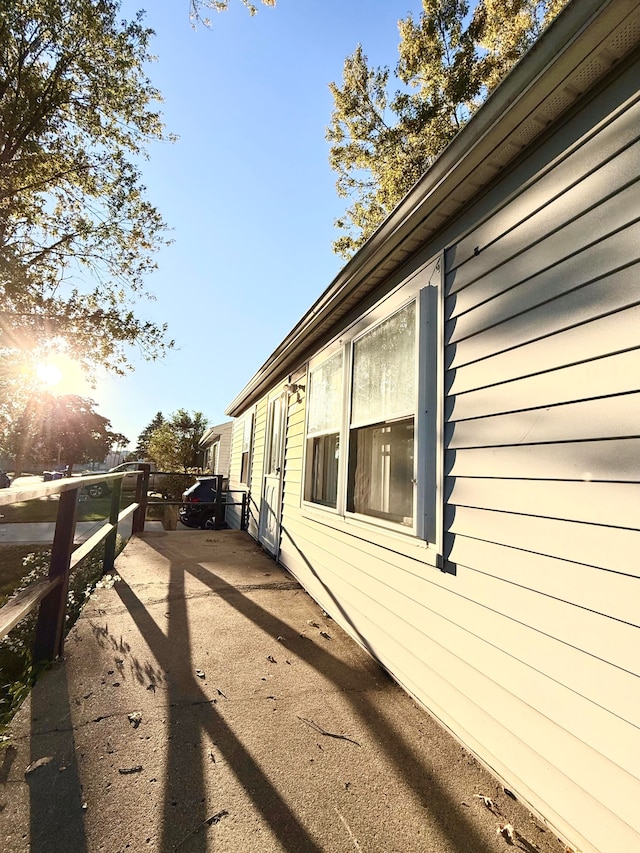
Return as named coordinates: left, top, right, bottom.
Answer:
left=86, top=0, right=424, bottom=446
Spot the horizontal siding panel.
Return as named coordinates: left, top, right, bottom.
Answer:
left=449, top=151, right=640, bottom=309
left=448, top=218, right=640, bottom=347
left=286, top=447, right=303, bottom=463
left=288, top=403, right=304, bottom=419
left=447, top=437, right=640, bottom=484
left=449, top=505, right=640, bottom=578
left=287, top=431, right=304, bottom=449
left=448, top=392, right=640, bottom=447
left=287, top=516, right=640, bottom=683
left=287, top=419, right=305, bottom=439
left=281, top=526, right=640, bottom=786
left=447, top=476, right=640, bottom=530
left=280, top=524, right=640, bottom=831
left=449, top=84, right=640, bottom=276
left=347, top=603, right=640, bottom=853
left=448, top=259, right=640, bottom=367
left=282, top=492, right=301, bottom=511
left=281, top=513, right=638, bottom=727
left=448, top=301, right=640, bottom=394
left=449, top=349, right=640, bottom=419
left=447, top=533, right=640, bottom=628
left=282, top=492, right=300, bottom=510
left=225, top=504, right=242, bottom=530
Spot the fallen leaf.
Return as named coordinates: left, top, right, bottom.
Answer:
left=25, top=756, right=54, bottom=775
left=195, top=669, right=206, bottom=679
left=216, top=688, right=226, bottom=698
left=307, top=620, right=320, bottom=628
left=319, top=631, right=331, bottom=640
left=474, top=794, right=496, bottom=811
left=127, top=712, right=142, bottom=728
left=497, top=823, right=515, bottom=844
left=266, top=655, right=277, bottom=663
left=118, top=765, right=143, bottom=775
left=276, top=636, right=284, bottom=642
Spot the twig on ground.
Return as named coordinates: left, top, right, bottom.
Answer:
left=297, top=716, right=360, bottom=746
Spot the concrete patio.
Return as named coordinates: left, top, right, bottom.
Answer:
left=0, top=530, right=568, bottom=852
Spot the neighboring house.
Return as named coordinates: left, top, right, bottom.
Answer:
left=199, top=421, right=232, bottom=477
left=224, top=3, right=640, bottom=852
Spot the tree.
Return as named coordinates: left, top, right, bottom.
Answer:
left=147, top=409, right=208, bottom=472
left=327, top=0, right=567, bottom=258
left=0, top=0, right=175, bottom=377
left=189, top=0, right=275, bottom=27
left=7, top=393, right=128, bottom=475
left=134, top=411, right=165, bottom=459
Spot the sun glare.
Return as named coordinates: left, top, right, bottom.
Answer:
left=36, top=363, right=62, bottom=386
left=34, top=353, right=91, bottom=396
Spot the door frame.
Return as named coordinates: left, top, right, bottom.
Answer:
left=258, top=390, right=287, bottom=557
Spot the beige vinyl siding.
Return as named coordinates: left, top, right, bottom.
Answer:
left=273, top=56, right=640, bottom=853
left=439, top=55, right=640, bottom=851
left=246, top=395, right=267, bottom=540
left=217, top=423, right=232, bottom=478
left=282, top=370, right=305, bottom=517
left=225, top=418, right=246, bottom=529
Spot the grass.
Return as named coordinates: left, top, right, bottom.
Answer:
left=0, top=493, right=129, bottom=524
left=0, top=544, right=51, bottom=603
left=0, top=537, right=126, bottom=731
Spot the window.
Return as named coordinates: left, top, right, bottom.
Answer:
left=348, top=301, right=416, bottom=526
left=302, top=256, right=442, bottom=548
left=240, top=412, right=253, bottom=484
left=305, top=350, right=343, bottom=507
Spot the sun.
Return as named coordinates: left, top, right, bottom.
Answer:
left=36, top=362, right=63, bottom=386
left=34, top=353, right=91, bottom=395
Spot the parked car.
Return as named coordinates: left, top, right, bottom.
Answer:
left=179, top=477, right=225, bottom=529
left=81, top=463, right=178, bottom=499
left=43, top=465, right=70, bottom=481
left=0, top=470, right=10, bottom=488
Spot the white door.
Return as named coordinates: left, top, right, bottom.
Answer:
left=259, top=393, right=286, bottom=556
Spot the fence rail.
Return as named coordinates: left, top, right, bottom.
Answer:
left=0, top=466, right=244, bottom=663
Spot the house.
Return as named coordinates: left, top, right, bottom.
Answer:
left=224, top=2, right=640, bottom=851
left=199, top=421, right=232, bottom=477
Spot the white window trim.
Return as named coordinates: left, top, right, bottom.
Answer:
left=301, top=254, right=443, bottom=557
left=302, top=339, right=346, bottom=516
left=239, top=407, right=255, bottom=487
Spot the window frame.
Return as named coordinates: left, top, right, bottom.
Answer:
left=301, top=254, right=443, bottom=555
left=303, top=339, right=346, bottom=515
left=239, top=409, right=254, bottom=486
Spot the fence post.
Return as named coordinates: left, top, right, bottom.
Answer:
left=33, top=486, right=79, bottom=662
left=132, top=464, right=150, bottom=534
left=103, top=477, right=123, bottom=575
left=214, top=474, right=225, bottom=529
left=241, top=491, right=248, bottom=531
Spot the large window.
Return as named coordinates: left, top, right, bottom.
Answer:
left=348, top=302, right=416, bottom=526
left=302, top=256, right=442, bottom=547
left=304, top=350, right=343, bottom=507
